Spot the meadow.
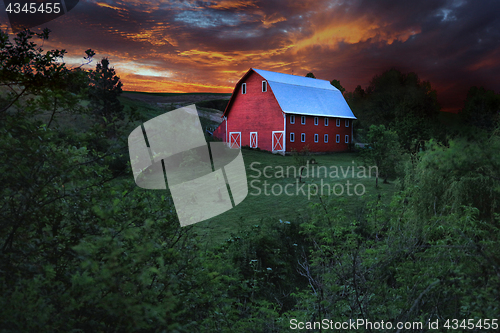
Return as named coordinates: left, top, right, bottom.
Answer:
left=193, top=149, right=395, bottom=245
left=120, top=92, right=396, bottom=245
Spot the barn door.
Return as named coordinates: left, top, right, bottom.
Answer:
left=272, top=131, right=284, bottom=152
left=250, top=132, right=258, bottom=148
left=229, top=132, right=241, bottom=148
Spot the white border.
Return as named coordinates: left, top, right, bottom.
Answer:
left=229, top=131, right=241, bottom=148
left=272, top=131, right=285, bottom=152
left=250, top=131, right=258, bottom=148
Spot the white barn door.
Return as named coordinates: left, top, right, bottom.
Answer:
left=272, top=131, right=284, bottom=152
left=250, top=132, right=258, bottom=148
left=229, top=132, right=241, bottom=148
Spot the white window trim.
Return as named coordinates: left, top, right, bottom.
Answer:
left=290, top=132, right=295, bottom=142
left=250, top=132, right=258, bottom=148
left=336, top=119, right=340, bottom=127
left=290, top=115, right=295, bottom=124
left=336, top=134, right=340, bottom=143
left=301, top=116, right=306, bottom=125
left=242, top=83, right=246, bottom=94
left=345, top=120, right=349, bottom=127
left=262, top=80, right=267, bottom=92
left=345, top=135, right=349, bottom=143
left=324, top=134, right=328, bottom=143
left=314, top=117, right=318, bottom=125
left=324, top=118, right=329, bottom=126
left=301, top=133, right=305, bottom=142
left=272, top=131, right=285, bottom=152
left=229, top=132, right=242, bottom=148
left=314, top=134, right=318, bottom=143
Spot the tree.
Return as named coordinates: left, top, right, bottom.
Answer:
left=305, top=72, right=316, bottom=78
left=0, top=29, right=94, bottom=129
left=350, top=69, right=440, bottom=151
left=330, top=79, right=345, bottom=94
left=459, top=86, right=500, bottom=131
left=0, top=29, right=224, bottom=331
left=87, top=57, right=124, bottom=137
left=360, top=124, right=403, bottom=187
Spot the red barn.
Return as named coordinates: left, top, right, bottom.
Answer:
left=213, top=68, right=356, bottom=153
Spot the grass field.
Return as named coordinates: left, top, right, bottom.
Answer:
left=190, top=149, right=396, bottom=245
left=119, top=92, right=396, bottom=245
left=22, top=90, right=396, bottom=246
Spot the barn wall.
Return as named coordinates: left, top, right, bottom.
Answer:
left=212, top=119, right=226, bottom=141
left=226, top=71, right=284, bottom=151
left=286, top=115, right=352, bottom=152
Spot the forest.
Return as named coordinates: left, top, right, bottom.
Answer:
left=1, top=29, right=499, bottom=332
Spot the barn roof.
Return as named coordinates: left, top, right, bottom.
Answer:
left=223, top=68, right=356, bottom=119
left=252, top=68, right=356, bottom=119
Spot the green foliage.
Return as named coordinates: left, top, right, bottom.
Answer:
left=305, top=72, right=316, bottom=79
left=0, top=29, right=89, bottom=124
left=87, top=57, right=125, bottom=137
left=459, top=86, right=500, bottom=131
left=0, top=29, right=232, bottom=332
left=2, top=28, right=499, bottom=332
left=359, top=124, right=404, bottom=187
left=348, top=68, right=440, bottom=151
left=330, top=79, right=345, bottom=94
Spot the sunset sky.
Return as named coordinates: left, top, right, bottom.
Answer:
left=1, top=0, right=499, bottom=112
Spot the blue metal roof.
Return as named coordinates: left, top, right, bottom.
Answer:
left=252, top=68, right=356, bottom=119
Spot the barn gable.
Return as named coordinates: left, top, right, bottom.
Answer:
left=223, top=68, right=356, bottom=120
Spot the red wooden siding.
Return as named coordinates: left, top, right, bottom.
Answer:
left=287, top=115, right=351, bottom=152
left=213, top=118, right=226, bottom=140
left=225, top=71, right=284, bottom=151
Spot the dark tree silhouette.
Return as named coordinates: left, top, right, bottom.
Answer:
left=88, top=57, right=124, bottom=137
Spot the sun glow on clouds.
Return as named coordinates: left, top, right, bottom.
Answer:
left=95, top=2, right=124, bottom=12
left=114, top=62, right=173, bottom=78
left=53, top=0, right=496, bottom=111
left=121, top=74, right=233, bottom=93
left=120, top=25, right=179, bottom=47
left=178, top=46, right=294, bottom=67
left=206, top=0, right=258, bottom=10
left=290, top=19, right=421, bottom=52
left=261, top=13, right=287, bottom=28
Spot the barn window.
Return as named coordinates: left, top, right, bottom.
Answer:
left=345, top=135, right=349, bottom=143
left=345, top=120, right=349, bottom=127
left=336, top=119, right=340, bottom=127
left=290, top=115, right=295, bottom=124
left=290, top=132, right=295, bottom=142
left=301, top=116, right=306, bottom=124
left=324, top=118, right=329, bottom=126
left=314, top=134, right=318, bottom=143
left=314, top=117, right=318, bottom=125
left=336, top=134, right=340, bottom=143
left=301, top=133, right=305, bottom=142
left=262, top=81, right=267, bottom=92
left=324, top=134, right=328, bottom=143
left=242, top=83, right=246, bottom=94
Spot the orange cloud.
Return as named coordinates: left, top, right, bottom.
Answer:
left=290, top=18, right=420, bottom=52
left=120, top=73, right=233, bottom=93
left=95, top=2, right=124, bottom=11
left=207, top=0, right=258, bottom=10
left=261, top=13, right=287, bottom=28
left=467, top=48, right=500, bottom=71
